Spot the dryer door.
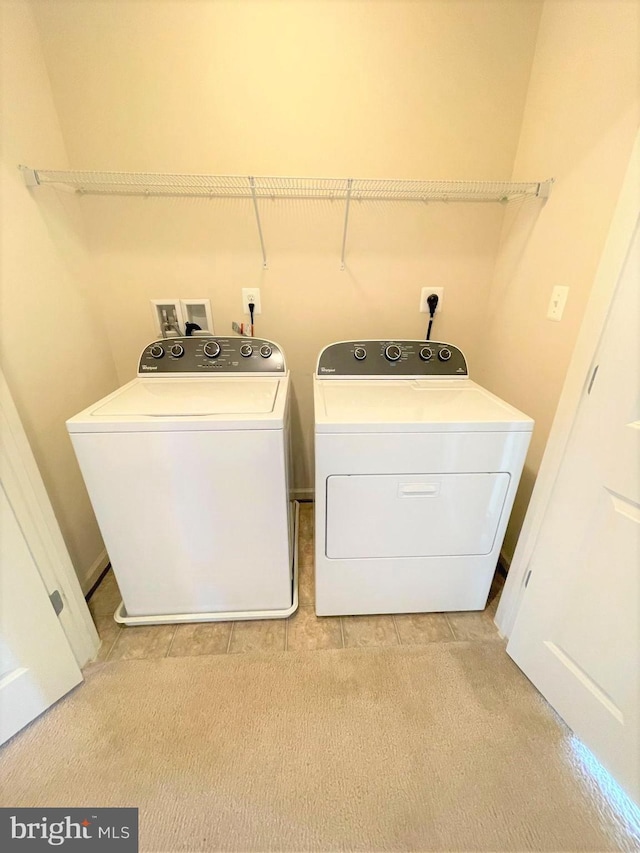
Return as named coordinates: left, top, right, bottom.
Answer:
left=326, top=472, right=510, bottom=559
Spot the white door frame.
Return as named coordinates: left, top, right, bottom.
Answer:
left=496, top=129, right=640, bottom=638
left=1, top=371, right=99, bottom=667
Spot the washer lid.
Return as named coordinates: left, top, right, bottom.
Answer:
left=67, top=376, right=288, bottom=432
left=315, top=379, right=534, bottom=432
left=93, top=378, right=279, bottom=416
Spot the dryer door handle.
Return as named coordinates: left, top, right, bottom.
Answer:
left=398, top=483, right=440, bottom=497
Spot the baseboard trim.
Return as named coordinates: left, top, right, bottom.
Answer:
left=498, top=548, right=512, bottom=576
left=291, top=487, right=314, bottom=502
left=82, top=549, right=110, bottom=596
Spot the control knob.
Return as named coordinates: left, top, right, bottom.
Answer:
left=354, top=347, right=367, bottom=361
left=260, top=344, right=272, bottom=359
left=149, top=344, right=164, bottom=359
left=419, top=347, right=433, bottom=361
left=438, top=347, right=452, bottom=362
left=169, top=343, right=184, bottom=358
left=384, top=344, right=402, bottom=362
left=240, top=343, right=253, bottom=358
left=203, top=340, right=221, bottom=359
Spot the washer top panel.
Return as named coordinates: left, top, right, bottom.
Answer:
left=138, top=336, right=285, bottom=375
left=67, top=374, right=290, bottom=433
left=92, top=378, right=280, bottom=417
left=316, top=340, right=467, bottom=378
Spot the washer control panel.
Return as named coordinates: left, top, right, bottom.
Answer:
left=316, top=340, right=467, bottom=377
left=138, top=337, right=286, bottom=374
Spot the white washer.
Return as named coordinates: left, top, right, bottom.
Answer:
left=314, top=340, right=533, bottom=616
left=67, top=336, right=297, bottom=625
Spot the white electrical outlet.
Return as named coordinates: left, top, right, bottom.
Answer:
left=547, top=285, right=569, bottom=321
left=419, top=287, right=444, bottom=314
left=242, top=288, right=262, bottom=315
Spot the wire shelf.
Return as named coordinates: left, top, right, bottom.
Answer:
left=20, top=168, right=552, bottom=202
left=19, top=166, right=552, bottom=270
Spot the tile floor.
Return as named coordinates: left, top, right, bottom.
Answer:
left=88, top=502, right=505, bottom=663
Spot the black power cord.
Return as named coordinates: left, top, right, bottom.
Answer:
left=426, top=293, right=439, bottom=340
left=248, top=302, right=255, bottom=337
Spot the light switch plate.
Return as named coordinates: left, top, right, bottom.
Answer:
left=547, top=286, right=569, bottom=321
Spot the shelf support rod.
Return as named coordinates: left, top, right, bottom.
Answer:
left=340, top=178, right=353, bottom=270
left=249, top=176, right=268, bottom=269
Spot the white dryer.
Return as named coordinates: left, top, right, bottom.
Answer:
left=68, top=336, right=296, bottom=625
left=314, top=340, right=533, bottom=616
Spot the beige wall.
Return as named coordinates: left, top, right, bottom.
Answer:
left=30, top=0, right=543, bottom=490
left=475, top=0, right=640, bottom=560
left=33, top=0, right=542, bottom=178
left=0, top=1, right=120, bottom=586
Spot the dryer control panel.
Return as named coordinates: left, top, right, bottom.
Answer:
left=316, top=340, right=467, bottom=377
left=138, top=337, right=286, bottom=375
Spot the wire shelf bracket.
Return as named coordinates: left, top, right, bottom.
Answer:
left=249, top=176, right=268, bottom=269
left=19, top=167, right=554, bottom=269
left=340, top=178, right=353, bottom=271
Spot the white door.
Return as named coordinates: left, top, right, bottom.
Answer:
left=0, top=482, right=82, bottom=745
left=507, top=215, right=640, bottom=803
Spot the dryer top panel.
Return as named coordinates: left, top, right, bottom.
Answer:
left=316, top=340, right=467, bottom=378
left=314, top=379, right=533, bottom=433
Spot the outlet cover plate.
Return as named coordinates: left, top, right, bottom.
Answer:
left=419, top=287, right=444, bottom=314
left=242, top=288, right=262, bottom=315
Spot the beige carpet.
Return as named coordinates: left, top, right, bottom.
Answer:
left=0, top=643, right=635, bottom=852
